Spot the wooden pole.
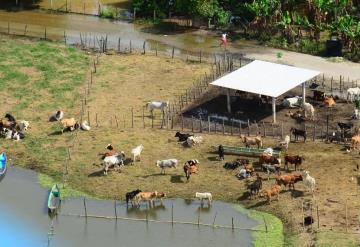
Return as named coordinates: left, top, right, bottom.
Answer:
left=87, top=111, right=90, bottom=126
left=96, top=113, right=98, bottom=127
left=155, top=42, right=158, bottom=56
left=142, top=107, right=145, bottom=128
left=231, top=118, right=233, bottom=135
left=222, top=119, right=225, bottom=135
left=8, top=22, right=10, bottom=34
left=247, top=119, right=250, bottom=136
left=191, top=116, right=194, bottom=132
left=263, top=216, right=268, bottom=233
left=199, top=116, right=202, bottom=133
left=114, top=200, right=117, bottom=219
left=181, top=115, right=184, bottom=131
left=345, top=199, right=348, bottom=232
left=44, top=27, right=47, bottom=40
left=171, top=203, right=174, bottom=227
left=197, top=209, right=200, bottom=226
left=24, top=24, right=27, bottom=36
left=151, top=112, right=154, bottom=128
left=83, top=198, right=88, bottom=218
left=212, top=212, right=217, bottom=227
left=115, top=115, right=119, bottom=128
left=208, top=116, right=210, bottom=133
left=231, top=217, right=234, bottom=230
left=130, top=40, right=132, bottom=53
left=143, top=41, right=146, bottom=54
left=316, top=205, right=320, bottom=229
left=131, top=108, right=134, bottom=128
left=118, top=37, right=121, bottom=53
left=172, top=47, right=175, bottom=59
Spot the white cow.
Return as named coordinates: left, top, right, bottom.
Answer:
left=146, top=101, right=169, bottom=114
left=195, top=192, right=212, bottom=205
left=282, top=96, right=301, bottom=108
left=80, top=120, right=91, bottom=131
left=186, top=136, right=203, bottom=146
left=303, top=102, right=315, bottom=120
left=347, top=87, right=360, bottom=102
left=103, top=152, right=125, bottom=175
left=279, top=135, right=290, bottom=150
left=131, top=144, right=144, bottom=164
left=156, top=159, right=178, bottom=174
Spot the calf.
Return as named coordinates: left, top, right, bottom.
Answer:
left=186, top=136, right=203, bottom=146
left=195, top=192, right=212, bottom=206
left=247, top=175, right=262, bottom=198
left=338, top=122, right=353, bottom=132
left=131, top=144, right=144, bottom=163
left=276, top=174, right=302, bottom=190
left=262, top=163, right=281, bottom=176
left=351, top=134, right=360, bottom=149
left=279, top=135, right=290, bottom=150
left=183, top=161, right=199, bottom=182
left=284, top=155, right=304, bottom=171
left=323, top=96, right=336, bottom=107
left=223, top=159, right=249, bottom=170
left=282, top=96, right=301, bottom=108
left=290, top=128, right=306, bottom=142
left=313, top=90, right=325, bottom=101
left=156, top=159, right=178, bottom=174
left=260, top=184, right=281, bottom=203
left=259, top=153, right=280, bottom=165
left=125, top=189, right=142, bottom=207
left=49, top=110, right=64, bottom=122
left=134, top=191, right=159, bottom=207
left=175, top=132, right=193, bottom=142
left=301, top=170, right=316, bottom=193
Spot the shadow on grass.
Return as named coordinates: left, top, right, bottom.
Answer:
left=138, top=173, right=166, bottom=179
left=290, top=189, right=304, bottom=198
left=48, top=130, right=63, bottom=136
left=207, top=156, right=219, bottom=162
left=88, top=169, right=104, bottom=177
left=247, top=200, right=270, bottom=209
left=170, top=175, right=184, bottom=183
left=237, top=191, right=251, bottom=201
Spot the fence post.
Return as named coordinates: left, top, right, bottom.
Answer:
left=24, top=24, right=27, bottom=36
left=199, top=116, right=202, bottom=133
left=131, top=108, right=134, bottom=128
left=191, top=116, right=194, bottom=132
left=222, top=119, right=225, bottom=135
left=171, top=203, right=174, bottom=227
left=44, top=27, right=47, bottom=40
left=330, top=77, right=333, bottom=92
left=96, top=113, right=98, bottom=127
left=172, top=47, right=175, bottom=59
left=281, top=122, right=284, bottom=139
left=197, top=209, right=200, bottom=226
left=83, top=198, right=87, bottom=218
left=239, top=121, right=242, bottom=136
left=143, top=41, right=146, bottom=54
left=199, top=50, right=202, bottom=63
left=316, top=205, right=320, bottom=229
left=142, top=107, right=145, bottom=128
left=345, top=199, right=348, bottom=232
left=151, top=112, right=154, bottom=128
left=247, top=119, right=250, bottom=136
left=64, top=30, right=67, bottom=44
left=87, top=111, right=90, bottom=126
left=212, top=212, right=217, bottom=228
left=181, top=115, right=184, bottom=131
left=114, top=200, right=117, bottom=219
left=262, top=122, right=266, bottom=137
left=130, top=40, right=132, bottom=53
left=118, top=37, right=121, bottom=53
left=231, top=118, right=233, bottom=135
left=313, top=123, right=316, bottom=141
left=155, top=42, right=158, bottom=56
left=7, top=22, right=10, bottom=34
left=208, top=116, right=210, bottom=133
left=115, top=115, right=119, bottom=128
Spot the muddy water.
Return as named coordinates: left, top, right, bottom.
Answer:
left=0, top=10, right=256, bottom=56
left=0, top=167, right=259, bottom=247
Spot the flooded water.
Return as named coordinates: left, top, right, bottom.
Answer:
left=0, top=167, right=259, bottom=247
left=0, top=9, right=255, bottom=57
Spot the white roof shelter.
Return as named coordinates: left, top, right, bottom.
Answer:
left=210, top=60, right=321, bottom=123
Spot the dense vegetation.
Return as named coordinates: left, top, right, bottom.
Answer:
left=133, top=0, right=360, bottom=60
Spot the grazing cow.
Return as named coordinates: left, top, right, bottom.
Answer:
left=80, top=120, right=91, bottom=131
left=125, top=189, right=142, bottom=207
left=223, top=158, right=249, bottom=170
left=260, top=184, right=281, bottom=203
left=303, top=102, right=315, bottom=120
left=146, top=101, right=169, bottom=114
left=259, top=153, right=280, bottom=165
left=60, top=118, right=79, bottom=133
left=183, top=161, right=199, bottom=181
left=241, top=135, right=262, bottom=148
left=186, top=136, right=203, bottom=146
left=218, top=145, right=224, bottom=160
left=284, top=155, right=304, bottom=171
left=262, top=163, right=281, bottom=176
left=131, top=144, right=144, bottom=164
left=247, top=174, right=262, bottom=198
left=351, top=134, right=360, bottom=149
left=313, top=90, right=325, bottom=101
left=323, top=96, right=336, bottom=107
left=174, top=132, right=193, bottom=142
left=279, top=135, right=290, bottom=150
left=282, top=96, right=301, bottom=108
left=276, top=174, right=303, bottom=190
left=156, top=159, right=178, bottom=174
left=49, top=110, right=64, bottom=122
left=103, top=152, right=125, bottom=175
left=195, top=192, right=212, bottom=206
left=347, top=87, right=360, bottom=102
left=301, top=170, right=316, bottom=193
left=290, top=128, right=307, bottom=142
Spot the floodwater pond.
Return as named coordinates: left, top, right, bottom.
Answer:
left=0, top=167, right=260, bottom=247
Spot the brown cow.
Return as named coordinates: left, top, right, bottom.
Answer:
left=276, top=174, right=303, bottom=190
left=260, top=184, right=281, bottom=203
left=284, top=155, right=304, bottom=171
left=259, top=153, right=280, bottom=165
left=323, top=96, right=336, bottom=107
left=135, top=191, right=166, bottom=207
left=183, top=163, right=199, bottom=182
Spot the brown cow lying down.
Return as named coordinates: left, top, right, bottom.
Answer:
left=276, top=174, right=302, bottom=190
left=260, top=184, right=281, bottom=203
left=134, top=191, right=166, bottom=207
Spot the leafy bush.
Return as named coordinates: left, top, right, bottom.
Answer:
left=99, top=6, right=119, bottom=19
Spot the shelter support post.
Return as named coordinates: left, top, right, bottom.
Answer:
left=226, top=89, right=231, bottom=113
left=272, top=97, right=276, bottom=123
left=302, top=82, right=306, bottom=105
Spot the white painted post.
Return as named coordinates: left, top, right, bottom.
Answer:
left=226, top=89, right=231, bottom=113
left=272, top=97, right=276, bottom=123
left=302, top=82, right=306, bottom=105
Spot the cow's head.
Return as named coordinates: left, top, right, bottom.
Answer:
left=175, top=132, right=180, bottom=137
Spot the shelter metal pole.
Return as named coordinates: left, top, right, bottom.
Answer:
left=272, top=97, right=276, bottom=123
left=226, top=89, right=231, bottom=113
left=302, top=82, right=306, bottom=105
